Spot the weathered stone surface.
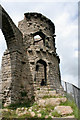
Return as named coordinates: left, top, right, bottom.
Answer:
left=48, top=91, right=57, bottom=96
left=30, top=111, right=35, bottom=117
left=1, top=5, right=64, bottom=106
left=37, top=99, right=46, bottom=107
left=37, top=97, right=67, bottom=107
left=16, top=107, right=28, bottom=116
left=62, top=115, right=75, bottom=118
left=1, top=109, right=9, bottom=112
left=45, top=98, right=61, bottom=106
left=54, top=106, right=73, bottom=115
left=45, top=115, right=49, bottom=118
left=37, top=113, right=42, bottom=117
left=60, top=97, right=67, bottom=103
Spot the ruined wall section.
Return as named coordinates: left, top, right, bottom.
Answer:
left=18, top=13, right=56, bottom=52
left=20, top=53, right=35, bottom=101
left=1, top=49, right=25, bottom=106
left=1, top=7, right=34, bottom=106
left=26, top=46, right=62, bottom=93
left=1, top=50, right=11, bottom=105
left=1, top=48, right=34, bottom=106
left=18, top=13, right=63, bottom=94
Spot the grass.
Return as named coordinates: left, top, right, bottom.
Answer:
left=48, top=89, right=54, bottom=91
left=2, top=93, right=80, bottom=119
left=2, top=100, right=79, bottom=119
left=78, top=109, right=80, bottom=120
left=45, top=105, right=54, bottom=111
left=42, top=95, right=55, bottom=99
left=3, top=95, right=35, bottom=110
left=0, top=100, right=2, bottom=109
left=51, top=111, right=62, bottom=117
left=2, top=110, right=32, bottom=119
left=42, top=95, right=64, bottom=99
left=40, top=110, right=48, bottom=118
left=17, top=113, right=31, bottom=118
left=37, top=88, right=40, bottom=90
left=4, top=101, right=33, bottom=110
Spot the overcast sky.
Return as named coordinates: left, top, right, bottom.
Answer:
left=0, top=1, right=79, bottom=87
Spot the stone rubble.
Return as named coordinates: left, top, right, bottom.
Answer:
left=30, top=111, right=35, bottom=117
left=54, top=106, right=73, bottom=115
left=7, top=88, right=74, bottom=118
left=37, top=113, right=42, bottom=117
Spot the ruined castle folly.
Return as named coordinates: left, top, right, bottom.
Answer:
left=18, top=13, right=63, bottom=92
left=0, top=5, right=63, bottom=107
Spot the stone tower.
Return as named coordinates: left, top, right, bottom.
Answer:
left=1, top=6, right=63, bottom=106
left=18, top=13, right=62, bottom=93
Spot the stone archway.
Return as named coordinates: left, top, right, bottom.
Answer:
left=35, top=59, right=47, bottom=86
left=0, top=5, right=35, bottom=106
left=0, top=5, right=24, bottom=105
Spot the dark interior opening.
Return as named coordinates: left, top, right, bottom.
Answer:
left=41, top=79, right=45, bottom=86
left=35, top=59, right=47, bottom=86
left=36, top=64, right=39, bottom=71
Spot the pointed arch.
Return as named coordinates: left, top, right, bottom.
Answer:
left=0, top=5, right=23, bottom=50
left=0, top=5, right=25, bottom=105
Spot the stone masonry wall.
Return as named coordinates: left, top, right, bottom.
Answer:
left=1, top=6, right=34, bottom=106
left=18, top=13, right=56, bottom=51
left=18, top=13, right=63, bottom=95
left=1, top=8, right=64, bottom=106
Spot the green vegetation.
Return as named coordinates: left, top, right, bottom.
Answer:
left=0, top=100, right=2, bottom=109
left=45, top=105, right=54, bottom=111
left=2, top=109, right=17, bottom=118
left=4, top=101, right=33, bottom=110
left=2, top=92, right=80, bottom=119
left=43, top=95, right=55, bottom=99
left=48, top=89, right=54, bottom=91
left=31, top=96, right=35, bottom=100
left=51, top=111, right=61, bottom=117
left=37, top=88, right=40, bottom=90
left=42, top=95, right=64, bottom=99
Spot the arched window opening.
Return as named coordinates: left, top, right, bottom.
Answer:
left=34, top=35, right=43, bottom=45
left=33, top=31, right=45, bottom=46
left=35, top=59, right=47, bottom=86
